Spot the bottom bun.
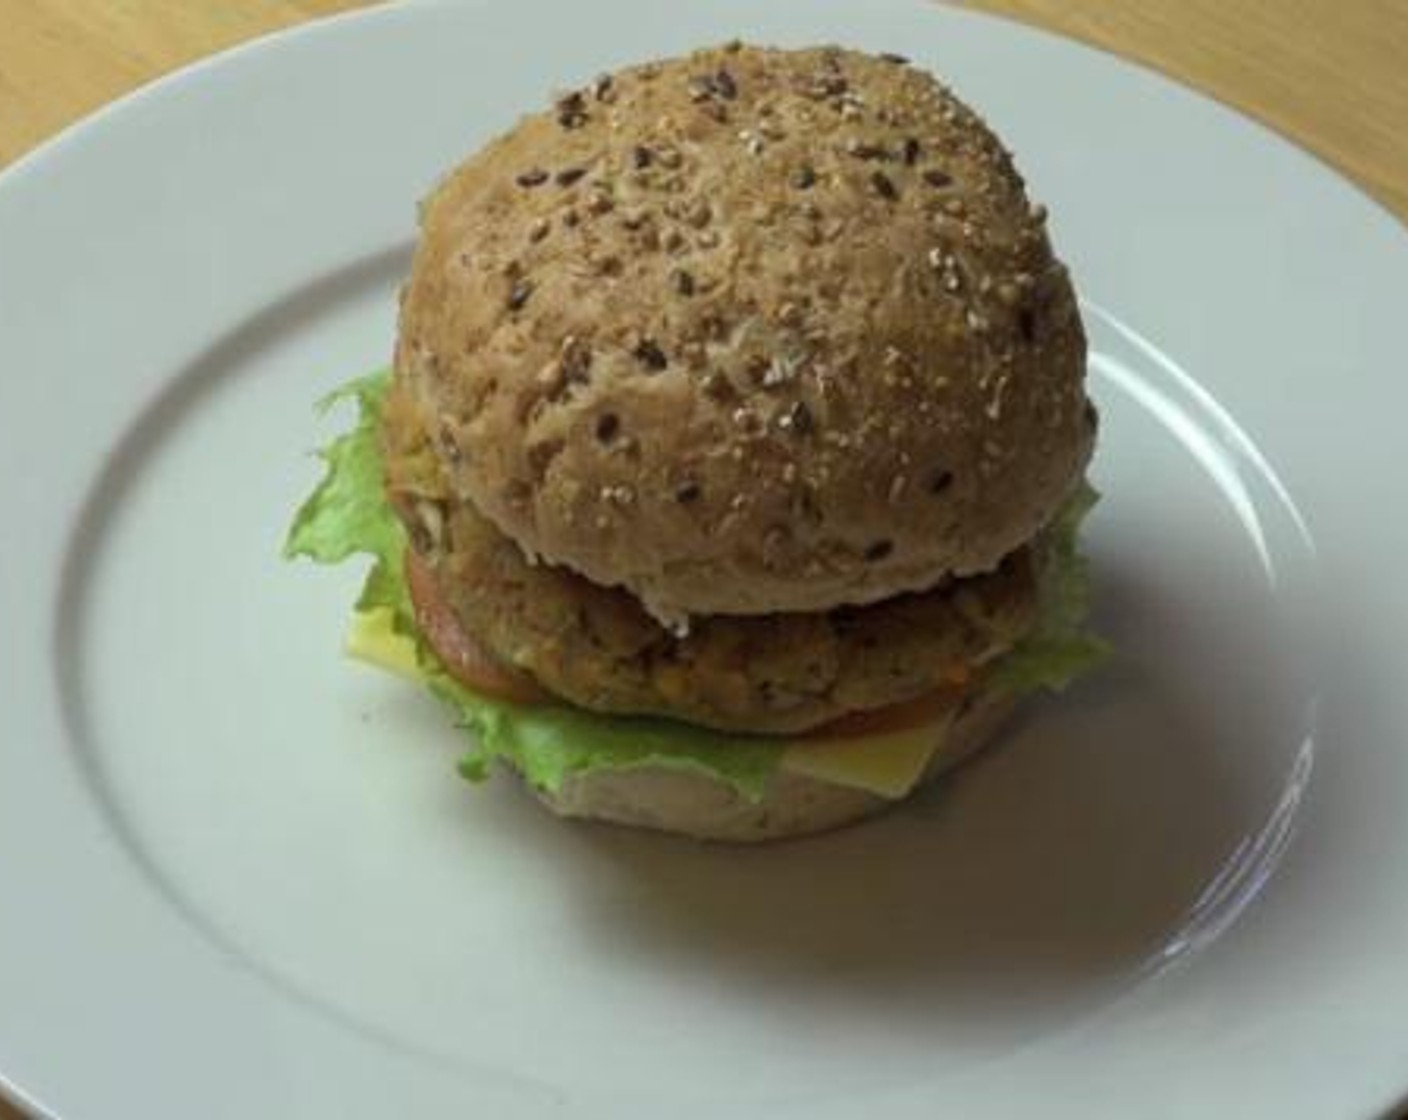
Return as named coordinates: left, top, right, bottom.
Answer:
left=529, top=692, right=1019, bottom=843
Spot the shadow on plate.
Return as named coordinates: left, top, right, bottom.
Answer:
left=483, top=552, right=1309, bottom=1050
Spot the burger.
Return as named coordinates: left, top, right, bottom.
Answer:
left=286, top=43, right=1106, bottom=842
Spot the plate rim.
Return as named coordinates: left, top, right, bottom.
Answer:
left=3, top=2, right=1408, bottom=1118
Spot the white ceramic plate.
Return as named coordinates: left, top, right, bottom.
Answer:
left=3, top=2, right=1406, bottom=1117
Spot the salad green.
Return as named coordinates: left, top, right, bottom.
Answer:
left=285, top=372, right=1106, bottom=801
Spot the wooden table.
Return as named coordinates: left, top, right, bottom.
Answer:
left=2, top=0, right=1405, bottom=220
left=0, top=3, right=1404, bottom=1117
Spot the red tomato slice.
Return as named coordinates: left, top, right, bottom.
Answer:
left=797, top=684, right=967, bottom=740
left=404, top=549, right=551, bottom=706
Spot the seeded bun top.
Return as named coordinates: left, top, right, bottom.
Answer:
left=385, top=42, right=1094, bottom=625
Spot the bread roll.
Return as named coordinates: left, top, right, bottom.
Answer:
left=537, top=690, right=1017, bottom=842
left=386, top=43, right=1093, bottom=627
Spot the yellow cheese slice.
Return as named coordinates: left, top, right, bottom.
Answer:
left=345, top=607, right=423, bottom=680
left=779, top=721, right=948, bottom=799
left=345, top=609, right=945, bottom=797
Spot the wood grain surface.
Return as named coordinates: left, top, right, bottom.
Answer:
left=0, top=2, right=1404, bottom=1118
left=957, top=0, right=1408, bottom=220
left=1, top=0, right=1405, bottom=218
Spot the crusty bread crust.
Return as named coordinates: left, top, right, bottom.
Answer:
left=386, top=43, right=1093, bottom=627
left=530, top=691, right=1017, bottom=842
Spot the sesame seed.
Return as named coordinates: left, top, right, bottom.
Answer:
left=902, top=137, right=921, bottom=165
left=1018, top=306, right=1037, bottom=342
left=516, top=168, right=549, bottom=187
left=714, top=68, right=738, bottom=100
left=593, top=73, right=615, bottom=102
left=778, top=399, right=814, bottom=435
left=556, top=166, right=587, bottom=187
left=675, top=480, right=702, bottom=504
left=879, top=52, right=910, bottom=65
left=556, top=91, right=588, bottom=129
left=632, top=145, right=653, bottom=169
left=928, top=468, right=954, bottom=494
left=529, top=218, right=551, bottom=242
left=560, top=338, right=592, bottom=383
left=790, top=165, right=818, bottom=189
left=701, top=371, right=733, bottom=400
left=761, top=360, right=792, bottom=388
left=506, top=279, right=534, bottom=311
left=846, top=139, right=889, bottom=160
left=673, top=269, right=696, bottom=296
left=633, top=338, right=668, bottom=370
left=595, top=413, right=620, bottom=442
left=923, top=168, right=953, bottom=188
left=864, top=540, right=894, bottom=561
left=870, top=171, right=898, bottom=200
left=438, top=427, right=463, bottom=464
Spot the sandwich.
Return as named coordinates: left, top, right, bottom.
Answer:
left=286, top=43, right=1106, bottom=842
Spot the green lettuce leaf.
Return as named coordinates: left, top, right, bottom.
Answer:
left=432, top=676, right=782, bottom=800
left=285, top=371, right=1105, bottom=801
left=988, top=480, right=1111, bottom=694
left=285, top=374, right=403, bottom=572
left=283, top=371, right=783, bottom=799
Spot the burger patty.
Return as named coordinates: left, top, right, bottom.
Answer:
left=401, top=496, right=1041, bottom=734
